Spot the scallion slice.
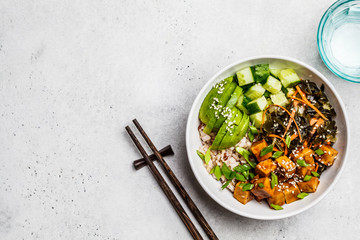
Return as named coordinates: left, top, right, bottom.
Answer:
left=315, top=149, right=325, bottom=155
left=297, top=192, right=309, bottom=199
left=311, top=171, right=320, bottom=177
left=214, top=165, right=222, bottom=180
left=197, top=150, right=205, bottom=161
left=303, top=175, right=312, bottom=181
left=205, top=148, right=211, bottom=165
left=242, top=183, right=254, bottom=191
left=221, top=180, right=231, bottom=190
left=297, top=159, right=309, bottom=167
left=285, top=135, right=291, bottom=148
left=249, top=126, right=259, bottom=135
left=271, top=151, right=283, bottom=159
left=248, top=131, right=254, bottom=142
left=236, top=147, right=256, bottom=168
left=271, top=172, right=278, bottom=189
left=270, top=204, right=283, bottom=210
left=260, top=144, right=273, bottom=157
left=235, top=173, right=246, bottom=182
left=258, top=183, right=264, bottom=188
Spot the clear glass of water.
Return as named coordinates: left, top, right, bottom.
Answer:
left=318, top=0, right=360, bottom=82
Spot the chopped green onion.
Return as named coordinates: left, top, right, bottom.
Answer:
left=221, top=164, right=233, bottom=180
left=315, top=149, right=325, bottom=155
left=249, top=126, right=259, bottom=135
left=297, top=159, right=309, bottom=167
left=285, top=135, right=291, bottom=148
left=271, top=172, right=278, bottom=189
left=235, top=173, right=246, bottom=182
left=258, top=183, right=264, bottom=188
left=205, top=148, right=211, bottom=165
left=248, top=131, right=254, bottom=142
left=229, top=171, right=236, bottom=180
left=236, top=147, right=256, bottom=168
left=233, top=164, right=251, bottom=173
left=260, top=144, right=273, bottom=157
left=242, top=170, right=249, bottom=180
left=297, top=192, right=309, bottom=199
left=249, top=172, right=255, bottom=179
left=214, top=165, right=222, bottom=180
left=210, top=166, right=215, bottom=174
left=271, top=151, right=283, bottom=159
left=242, top=183, right=254, bottom=191
left=311, top=171, right=320, bottom=177
left=221, top=180, right=231, bottom=190
left=270, top=204, right=283, bottom=210
left=196, top=150, right=205, bottom=161
left=238, top=183, right=246, bottom=188
left=303, top=175, right=312, bottom=182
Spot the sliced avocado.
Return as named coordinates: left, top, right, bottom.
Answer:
left=203, top=81, right=237, bottom=134
left=219, top=113, right=249, bottom=150
left=199, top=76, right=233, bottom=124
left=211, top=108, right=240, bottom=150
left=213, top=86, right=243, bottom=130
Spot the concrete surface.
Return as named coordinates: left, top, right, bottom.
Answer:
left=0, top=0, right=359, bottom=239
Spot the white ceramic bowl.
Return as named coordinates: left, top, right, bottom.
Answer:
left=186, top=56, right=349, bottom=220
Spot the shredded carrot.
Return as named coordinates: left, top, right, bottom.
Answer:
left=310, top=118, right=324, bottom=135
left=290, top=133, right=298, bottom=141
left=315, top=163, right=319, bottom=172
left=295, top=86, right=328, bottom=120
left=267, top=134, right=288, bottom=155
left=283, top=91, right=299, bottom=137
left=261, top=104, right=302, bottom=142
left=310, top=118, right=318, bottom=126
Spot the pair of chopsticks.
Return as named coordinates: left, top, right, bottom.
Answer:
left=126, top=119, right=218, bottom=240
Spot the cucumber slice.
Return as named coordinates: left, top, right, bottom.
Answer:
left=270, top=91, right=288, bottom=106
left=250, top=112, right=265, bottom=128
left=244, top=84, right=266, bottom=100
left=279, top=69, right=301, bottom=88
left=286, top=87, right=296, bottom=97
left=213, top=86, right=243, bottom=129
left=236, top=67, right=255, bottom=86
left=246, top=96, right=267, bottom=114
left=252, top=64, right=270, bottom=84
left=270, top=68, right=281, bottom=78
left=199, top=76, right=233, bottom=124
left=263, top=75, right=282, bottom=94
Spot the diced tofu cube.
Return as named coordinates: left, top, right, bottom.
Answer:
left=233, top=182, right=253, bottom=205
left=282, top=180, right=300, bottom=204
left=296, top=165, right=315, bottom=179
left=297, top=177, right=320, bottom=193
left=267, top=186, right=285, bottom=207
left=291, top=147, right=315, bottom=164
left=315, top=145, right=338, bottom=167
left=251, top=177, right=274, bottom=200
left=255, top=159, right=277, bottom=177
left=276, top=156, right=296, bottom=179
left=251, top=139, right=272, bottom=162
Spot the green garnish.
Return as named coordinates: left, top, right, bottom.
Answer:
left=235, top=173, right=246, bottom=182
left=214, top=165, right=222, bottom=180
left=242, top=170, right=250, bottom=180
left=249, top=172, right=255, bottom=179
left=210, top=166, right=215, bottom=174
left=285, top=135, right=291, bottom=148
left=260, top=144, right=273, bottom=157
left=270, top=204, right=283, bottom=210
left=238, top=183, right=246, bottom=188
left=248, top=131, right=254, bottom=142
left=270, top=172, right=278, bottom=189
left=303, top=175, right=312, bottom=181
left=234, top=164, right=252, bottom=173
left=242, top=183, right=254, bottom=191
left=221, top=180, right=231, bottom=190
left=258, top=183, right=264, bottom=188
left=249, top=126, right=259, bottom=135
left=236, top=147, right=256, bottom=168
left=297, top=192, right=309, bottom=199
left=221, top=164, right=233, bottom=180
left=205, top=148, right=211, bottom=165
left=297, top=159, right=309, bottom=167
left=196, top=150, right=205, bottom=161
left=311, top=171, right=320, bottom=177
left=271, top=151, right=283, bottom=159
left=315, top=149, right=325, bottom=155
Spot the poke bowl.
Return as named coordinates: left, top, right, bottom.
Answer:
left=185, top=56, right=349, bottom=220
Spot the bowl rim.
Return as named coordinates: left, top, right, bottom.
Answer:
left=185, top=55, right=350, bottom=220
left=317, top=0, right=360, bottom=83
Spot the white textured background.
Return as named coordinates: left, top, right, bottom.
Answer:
left=0, top=0, right=359, bottom=239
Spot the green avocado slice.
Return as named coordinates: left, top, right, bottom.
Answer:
left=213, top=86, right=243, bottom=131
left=211, top=108, right=240, bottom=150
left=219, top=113, right=249, bottom=150
left=203, top=81, right=237, bottom=134
left=199, top=76, right=233, bottom=124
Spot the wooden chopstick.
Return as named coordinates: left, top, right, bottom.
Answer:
left=133, top=145, right=174, bottom=170
left=132, top=119, right=219, bottom=240
left=125, top=126, right=203, bottom=240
